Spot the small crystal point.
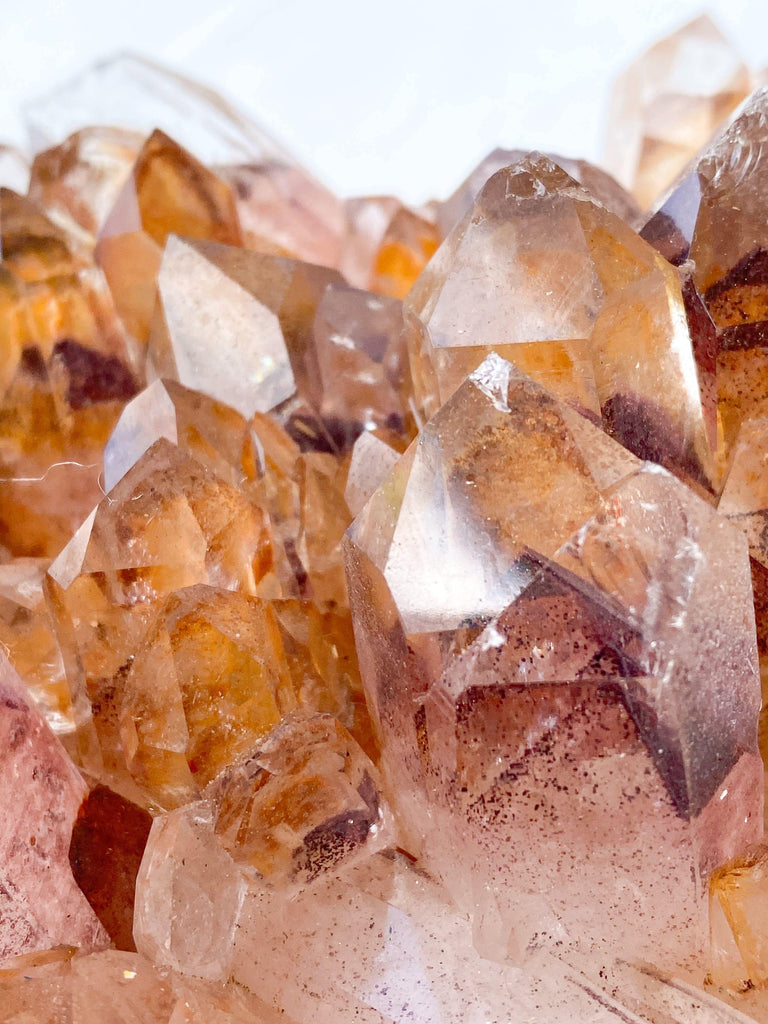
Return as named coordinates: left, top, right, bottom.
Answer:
left=133, top=801, right=245, bottom=980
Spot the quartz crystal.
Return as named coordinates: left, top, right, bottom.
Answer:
left=341, top=195, right=441, bottom=299
left=95, top=130, right=242, bottom=345
left=45, top=438, right=272, bottom=790
left=605, top=15, right=752, bottom=209
left=133, top=801, right=245, bottom=980
left=149, top=236, right=418, bottom=449
left=25, top=53, right=291, bottom=167
left=208, top=712, right=392, bottom=884
left=221, top=160, right=346, bottom=268
left=0, top=557, right=72, bottom=735
left=0, top=946, right=276, bottom=1023
left=407, top=155, right=716, bottom=492
left=0, top=188, right=137, bottom=558
left=29, top=128, right=144, bottom=246
left=344, top=354, right=763, bottom=969
left=437, top=147, right=642, bottom=235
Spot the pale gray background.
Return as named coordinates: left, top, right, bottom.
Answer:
left=0, top=0, right=766, bottom=203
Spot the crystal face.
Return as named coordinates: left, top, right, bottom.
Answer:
left=5, top=26, right=768, bottom=1024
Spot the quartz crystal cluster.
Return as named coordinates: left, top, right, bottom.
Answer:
left=4, top=18, right=768, bottom=1024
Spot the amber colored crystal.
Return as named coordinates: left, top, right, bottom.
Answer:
left=605, top=15, right=751, bottom=209
left=95, top=130, right=242, bottom=345
left=710, top=843, right=768, bottom=992
left=341, top=195, right=441, bottom=299
left=0, top=190, right=138, bottom=558
left=120, top=585, right=298, bottom=807
left=0, top=651, right=108, bottom=959
left=344, top=354, right=762, bottom=969
left=45, top=438, right=271, bottom=789
left=643, top=88, right=768, bottom=471
left=406, top=154, right=716, bottom=492
left=209, top=712, right=391, bottom=886
left=0, top=557, right=72, bottom=736
left=68, top=784, right=153, bottom=952
left=29, top=127, right=144, bottom=245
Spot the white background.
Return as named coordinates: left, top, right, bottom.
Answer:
left=1, top=0, right=767, bottom=204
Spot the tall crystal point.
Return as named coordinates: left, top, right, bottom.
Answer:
left=344, top=354, right=762, bottom=969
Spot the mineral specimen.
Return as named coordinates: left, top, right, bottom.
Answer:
left=2, top=20, right=768, bottom=1024
left=95, top=130, right=242, bottom=344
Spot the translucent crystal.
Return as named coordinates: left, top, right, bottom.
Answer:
left=604, top=15, right=751, bottom=209
left=45, top=439, right=272, bottom=788
left=344, top=355, right=762, bottom=970
left=643, top=87, right=768, bottom=470
left=0, top=946, right=274, bottom=1023
left=0, top=557, right=71, bottom=735
left=208, top=712, right=392, bottom=885
left=149, top=238, right=417, bottom=450
left=25, top=53, right=291, bottom=167
left=341, top=195, right=441, bottom=299
left=0, top=189, right=138, bottom=558
left=95, top=130, right=242, bottom=345
left=220, top=161, right=346, bottom=268
left=344, top=430, right=400, bottom=516
left=29, top=127, right=144, bottom=245
left=133, top=801, right=245, bottom=980
left=406, top=154, right=716, bottom=491
left=438, top=147, right=642, bottom=235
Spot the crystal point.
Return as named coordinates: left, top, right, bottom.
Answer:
left=345, top=355, right=762, bottom=968
left=605, top=16, right=752, bottom=208
left=407, top=154, right=716, bottom=492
